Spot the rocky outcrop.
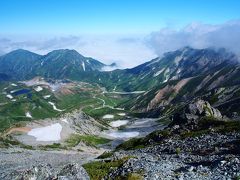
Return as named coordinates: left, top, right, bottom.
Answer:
left=170, top=99, right=222, bottom=129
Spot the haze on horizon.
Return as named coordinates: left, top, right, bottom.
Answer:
left=0, top=0, right=240, bottom=68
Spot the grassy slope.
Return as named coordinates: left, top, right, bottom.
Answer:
left=0, top=81, right=134, bottom=132
left=65, top=134, right=111, bottom=147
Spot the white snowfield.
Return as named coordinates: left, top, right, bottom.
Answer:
left=11, top=83, right=17, bottom=87
left=25, top=112, right=32, bottom=118
left=48, top=102, right=63, bottom=112
left=153, top=68, right=165, bottom=77
left=107, top=131, right=139, bottom=138
left=61, top=119, right=69, bottom=124
left=118, top=113, right=126, bottom=116
left=6, top=94, right=13, bottom=99
left=108, top=91, right=145, bottom=95
left=34, top=86, right=43, bottom=92
left=110, top=120, right=129, bottom=127
left=103, top=114, right=114, bottom=119
left=43, top=95, right=51, bottom=99
left=82, top=62, right=86, bottom=71
left=27, top=123, right=62, bottom=141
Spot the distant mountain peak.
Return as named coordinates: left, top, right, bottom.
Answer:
left=6, top=49, right=40, bottom=56
left=46, top=49, right=84, bottom=57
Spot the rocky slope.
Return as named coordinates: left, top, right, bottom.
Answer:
left=124, top=48, right=240, bottom=119
left=87, top=100, right=240, bottom=180
left=0, top=148, right=92, bottom=180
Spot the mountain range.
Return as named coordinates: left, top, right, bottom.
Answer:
left=1, top=47, right=240, bottom=119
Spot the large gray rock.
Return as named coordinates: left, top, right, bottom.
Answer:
left=187, top=99, right=222, bottom=119
left=170, top=99, right=222, bottom=129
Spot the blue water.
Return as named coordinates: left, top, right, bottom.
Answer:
left=12, top=89, right=31, bottom=96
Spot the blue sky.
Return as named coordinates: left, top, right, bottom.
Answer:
left=0, top=0, right=240, bottom=34
left=0, top=0, right=240, bottom=68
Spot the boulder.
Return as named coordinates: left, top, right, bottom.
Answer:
left=170, top=99, right=222, bottom=129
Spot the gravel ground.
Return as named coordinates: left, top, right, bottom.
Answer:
left=0, top=148, right=98, bottom=179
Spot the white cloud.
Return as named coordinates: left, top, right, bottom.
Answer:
left=79, top=35, right=156, bottom=68
left=147, top=20, right=240, bottom=56
left=0, top=34, right=156, bottom=68
left=1, top=20, right=240, bottom=68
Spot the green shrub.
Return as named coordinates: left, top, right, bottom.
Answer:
left=83, top=156, right=131, bottom=180
left=176, top=147, right=181, bottom=155
left=97, top=151, right=114, bottom=159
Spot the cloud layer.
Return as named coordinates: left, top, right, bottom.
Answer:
left=1, top=20, right=240, bottom=68
left=0, top=35, right=156, bottom=68
left=147, top=20, right=240, bottom=56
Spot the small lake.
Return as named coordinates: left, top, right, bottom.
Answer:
left=103, top=118, right=167, bottom=149
left=12, top=89, right=31, bottom=96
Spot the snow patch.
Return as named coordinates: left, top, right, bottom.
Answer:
left=43, top=95, right=51, bottom=99
left=48, top=102, right=63, bottom=112
left=177, top=68, right=181, bottom=74
left=28, top=123, right=62, bottom=141
left=25, top=112, right=32, bottom=118
left=153, top=68, right=165, bottom=77
left=146, top=57, right=161, bottom=67
left=11, top=83, right=17, bottom=87
left=174, top=48, right=188, bottom=65
left=163, top=68, right=170, bottom=83
left=6, top=94, right=13, bottom=99
left=108, top=91, right=145, bottom=95
left=102, top=114, right=114, bottom=119
left=174, top=56, right=182, bottom=65
left=110, top=120, right=129, bottom=127
left=82, top=62, right=86, bottom=71
left=34, top=86, right=43, bottom=92
left=140, top=72, right=150, bottom=80
left=118, top=113, right=126, bottom=116
left=61, top=119, right=69, bottom=124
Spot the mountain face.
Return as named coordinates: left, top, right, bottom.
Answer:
left=130, top=47, right=238, bottom=80
left=96, top=47, right=239, bottom=91
left=123, top=48, right=240, bottom=119
left=38, top=49, right=105, bottom=77
left=0, top=49, right=106, bottom=80
left=0, top=49, right=41, bottom=79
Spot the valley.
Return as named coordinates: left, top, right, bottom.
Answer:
left=0, top=47, right=240, bottom=179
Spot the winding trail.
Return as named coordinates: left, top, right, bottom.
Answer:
left=94, top=97, right=124, bottom=111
